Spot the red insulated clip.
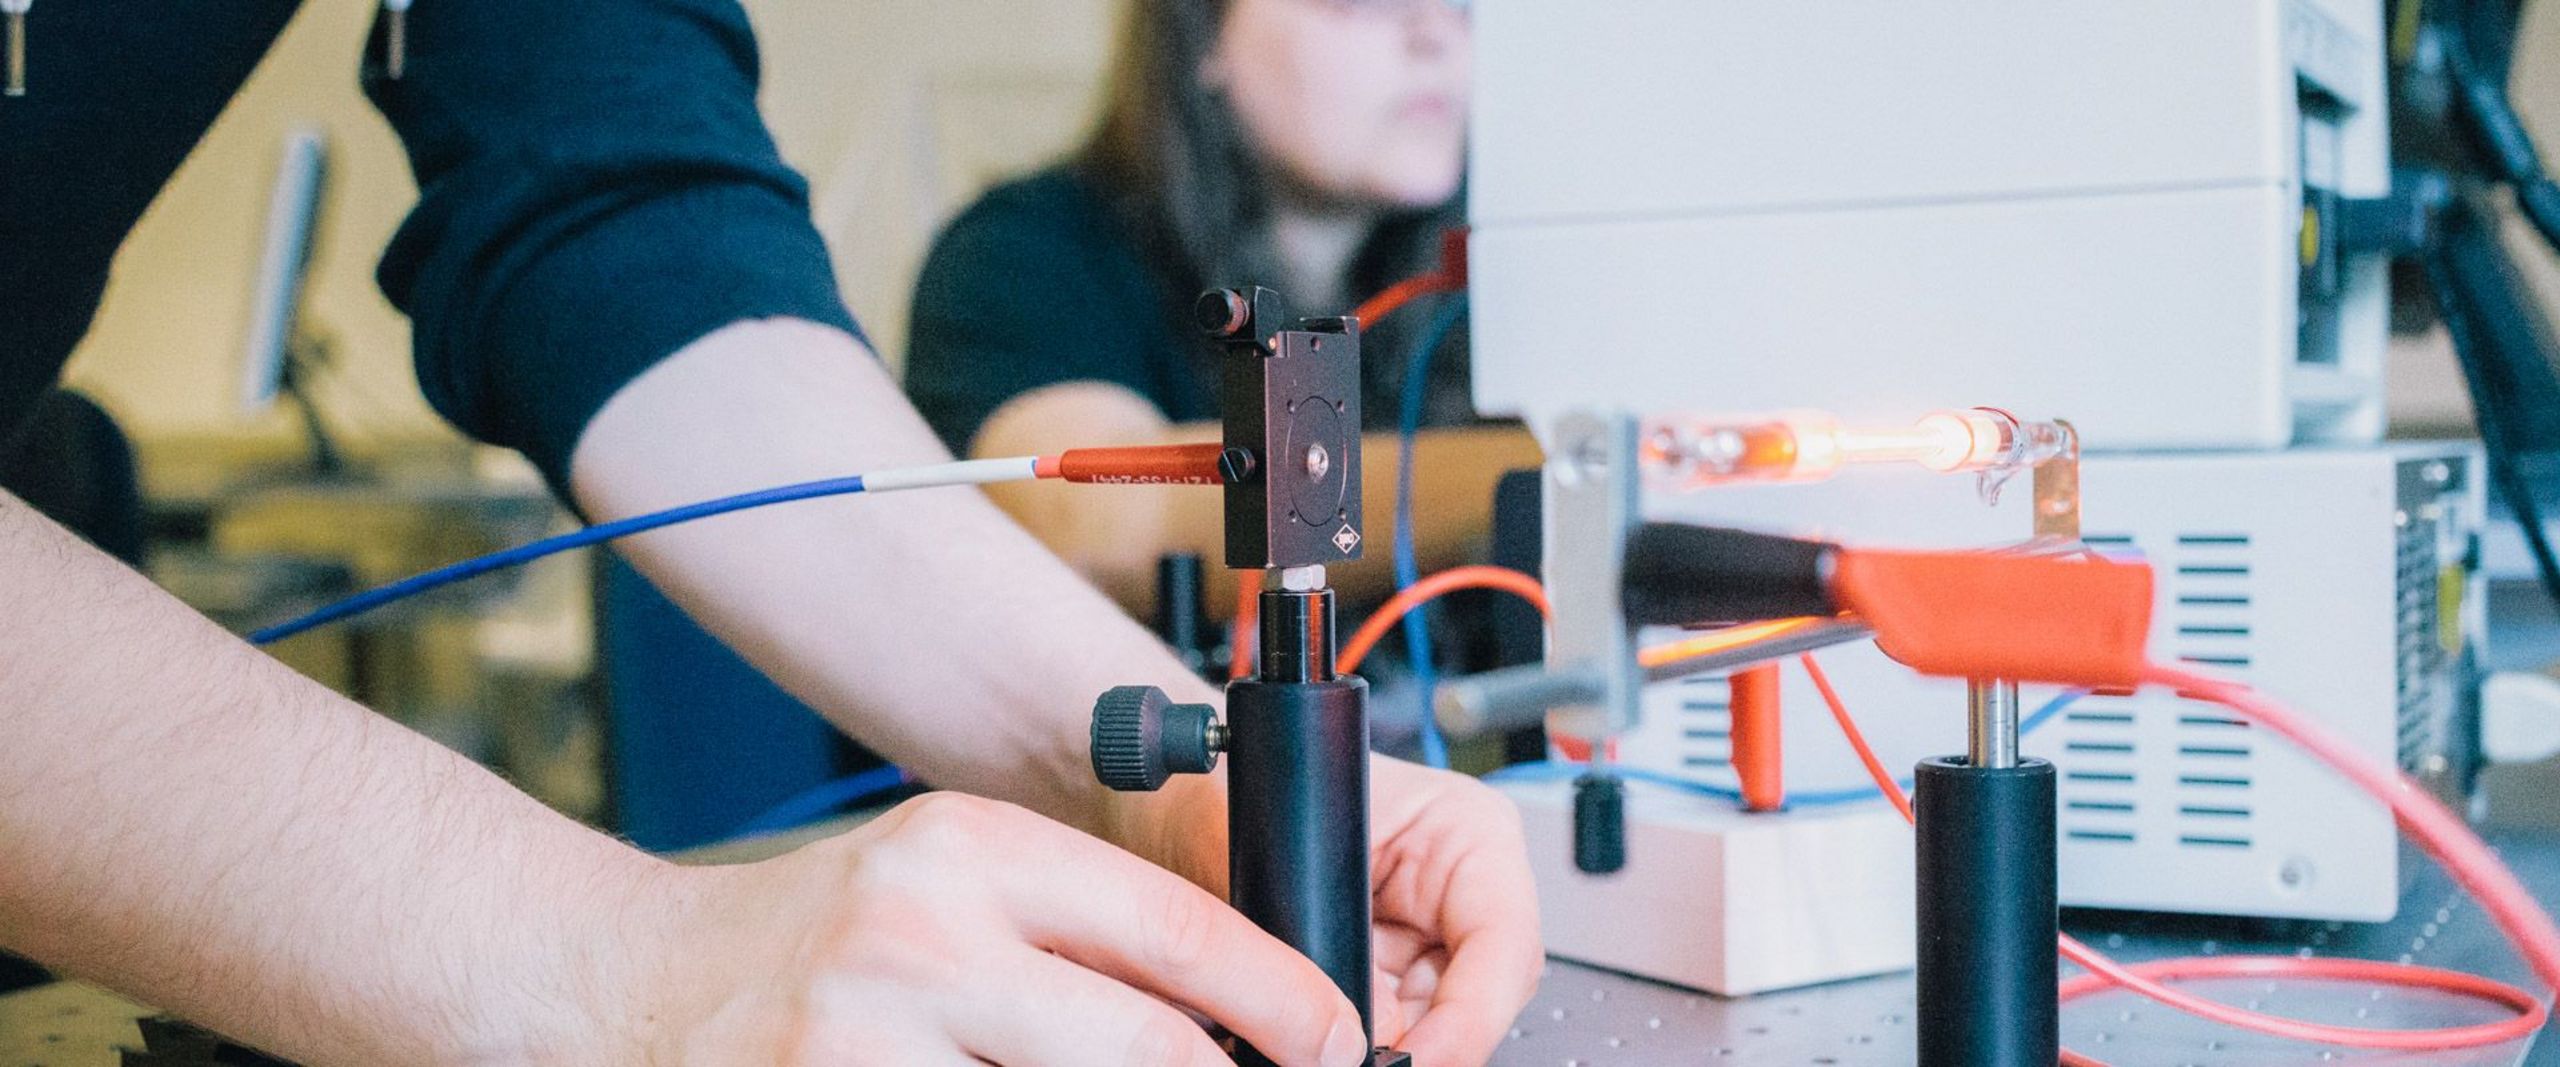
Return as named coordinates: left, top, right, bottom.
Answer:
left=1832, top=549, right=2155, bottom=690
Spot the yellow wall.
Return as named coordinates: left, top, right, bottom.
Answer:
left=64, top=0, right=434, bottom=450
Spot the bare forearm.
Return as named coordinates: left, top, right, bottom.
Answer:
left=0, top=495, right=664, bottom=1065
left=568, top=319, right=1217, bottom=836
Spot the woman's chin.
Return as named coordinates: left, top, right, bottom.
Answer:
left=1364, top=170, right=1465, bottom=212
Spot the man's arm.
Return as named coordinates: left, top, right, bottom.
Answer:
left=970, top=381, right=1545, bottom=617
left=569, top=318, right=1226, bottom=836
left=0, top=492, right=661, bottom=1063
left=0, top=484, right=1373, bottom=1066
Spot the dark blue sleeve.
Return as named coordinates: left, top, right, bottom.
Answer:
left=364, top=0, right=863, bottom=492
left=903, top=173, right=1191, bottom=454
left=0, top=2, right=299, bottom=441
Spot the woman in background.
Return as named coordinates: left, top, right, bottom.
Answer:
left=904, top=0, right=1538, bottom=627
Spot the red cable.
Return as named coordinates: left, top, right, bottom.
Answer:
left=1024, top=443, right=1251, bottom=672
left=1230, top=580, right=1258, bottom=681
left=2144, top=666, right=2560, bottom=994
left=1349, top=230, right=1468, bottom=327
left=1041, top=443, right=1229, bottom=484
left=1797, top=655, right=1910, bottom=823
left=1352, top=274, right=1450, bottom=328
left=1338, top=565, right=1549, bottom=675
left=1796, top=653, right=2553, bottom=1062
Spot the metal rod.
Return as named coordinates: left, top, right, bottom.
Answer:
left=1967, top=679, right=2021, bottom=769
left=385, top=7, right=407, bottom=80
left=1434, top=620, right=1877, bottom=739
left=1258, top=584, right=1335, bottom=684
left=1642, top=620, right=1874, bottom=682
left=5, top=11, right=25, bottom=97
left=1435, top=665, right=1604, bottom=737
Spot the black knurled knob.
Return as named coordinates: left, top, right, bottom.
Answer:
left=1573, top=771, right=1627, bottom=875
left=1091, top=685, right=1223, bottom=792
left=1196, top=289, right=1252, bottom=338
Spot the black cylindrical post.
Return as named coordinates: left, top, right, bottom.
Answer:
left=1153, top=553, right=1210, bottom=675
left=1914, top=755, right=2057, bottom=1067
left=1227, top=587, right=1375, bottom=1065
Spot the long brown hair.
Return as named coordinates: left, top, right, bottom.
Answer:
left=1080, top=0, right=1462, bottom=306
left=1077, top=0, right=1471, bottom=417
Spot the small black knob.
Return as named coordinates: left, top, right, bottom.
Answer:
left=1196, top=289, right=1252, bottom=338
left=1091, top=685, right=1223, bottom=792
left=1573, top=772, right=1627, bottom=874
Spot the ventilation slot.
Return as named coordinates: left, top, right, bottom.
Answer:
left=2178, top=834, right=2253, bottom=849
left=2163, top=532, right=2261, bottom=852
left=2051, top=634, right=2141, bottom=844
left=2394, top=511, right=2447, bottom=772
left=1678, top=676, right=1731, bottom=772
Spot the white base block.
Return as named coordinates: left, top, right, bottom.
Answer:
left=1502, top=778, right=1916, bottom=996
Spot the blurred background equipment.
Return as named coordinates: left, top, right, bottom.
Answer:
left=238, top=126, right=344, bottom=478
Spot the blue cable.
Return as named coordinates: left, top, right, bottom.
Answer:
left=247, top=474, right=870, bottom=645
left=1485, top=689, right=2085, bottom=808
left=727, top=764, right=914, bottom=841
left=2019, top=687, right=2081, bottom=738
left=1481, top=760, right=1888, bottom=807
left=1394, top=295, right=1471, bottom=768
left=244, top=472, right=923, bottom=844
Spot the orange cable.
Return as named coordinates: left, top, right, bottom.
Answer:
left=1351, top=274, right=1449, bottom=328
left=1796, top=654, right=1910, bottom=823
left=1338, top=566, right=1549, bottom=675
left=1043, top=443, right=1229, bottom=484
left=1229, top=579, right=1259, bottom=681
left=1796, top=652, right=2550, bottom=1063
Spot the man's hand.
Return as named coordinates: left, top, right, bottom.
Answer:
left=1364, top=759, right=1542, bottom=1063
left=570, top=324, right=1544, bottom=1060
left=1116, top=761, right=1542, bottom=1067
left=636, top=792, right=1374, bottom=1067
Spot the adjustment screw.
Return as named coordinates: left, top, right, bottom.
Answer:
left=1195, top=289, right=1252, bottom=339
left=1218, top=447, right=1260, bottom=484
left=1091, top=686, right=1224, bottom=792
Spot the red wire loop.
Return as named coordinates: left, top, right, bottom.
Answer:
left=1338, top=565, right=1548, bottom=675
left=1799, top=652, right=2554, bottom=1063
left=1347, top=565, right=2558, bottom=1061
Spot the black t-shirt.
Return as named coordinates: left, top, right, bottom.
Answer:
left=0, top=0, right=862, bottom=492
left=902, top=165, right=1471, bottom=455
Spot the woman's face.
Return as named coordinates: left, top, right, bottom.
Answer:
left=1207, top=0, right=1471, bottom=211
